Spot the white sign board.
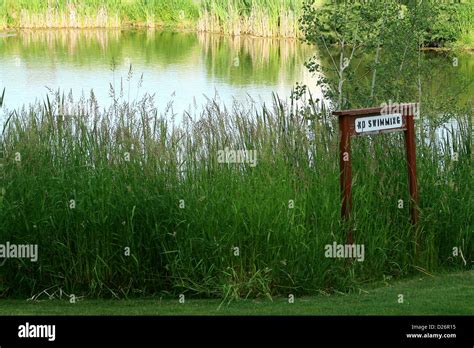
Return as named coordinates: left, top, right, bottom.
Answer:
left=355, top=113, right=403, bottom=133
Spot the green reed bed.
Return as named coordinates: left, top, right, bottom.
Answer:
left=0, top=0, right=203, bottom=30
left=0, top=0, right=122, bottom=29
left=0, top=90, right=471, bottom=300
left=455, top=0, right=474, bottom=49
left=0, top=0, right=302, bottom=36
left=198, top=0, right=303, bottom=37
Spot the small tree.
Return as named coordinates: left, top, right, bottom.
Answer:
left=299, top=0, right=436, bottom=110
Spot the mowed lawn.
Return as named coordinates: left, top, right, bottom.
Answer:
left=0, top=271, right=472, bottom=315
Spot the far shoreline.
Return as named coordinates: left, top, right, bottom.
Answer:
left=2, top=28, right=472, bottom=51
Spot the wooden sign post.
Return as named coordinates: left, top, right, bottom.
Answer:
left=333, top=104, right=419, bottom=244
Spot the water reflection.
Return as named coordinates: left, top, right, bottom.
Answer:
left=0, top=29, right=314, bottom=115
left=199, top=33, right=309, bottom=86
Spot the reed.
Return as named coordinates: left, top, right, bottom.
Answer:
left=455, top=0, right=474, bottom=48
left=0, top=0, right=201, bottom=29
left=0, top=86, right=471, bottom=299
left=0, top=0, right=303, bottom=37
left=198, top=0, right=302, bottom=37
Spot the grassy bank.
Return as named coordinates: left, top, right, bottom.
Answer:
left=0, top=0, right=303, bottom=37
left=0, top=0, right=199, bottom=30
left=442, top=0, right=474, bottom=50
left=0, top=87, right=471, bottom=299
left=0, top=271, right=472, bottom=315
left=198, top=0, right=302, bottom=37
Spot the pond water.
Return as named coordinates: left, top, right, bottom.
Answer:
left=0, top=29, right=473, bottom=122
left=0, top=29, right=317, bottom=118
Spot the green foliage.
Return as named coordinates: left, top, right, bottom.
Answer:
left=199, top=0, right=303, bottom=37
left=0, top=0, right=302, bottom=35
left=0, top=0, right=201, bottom=29
left=0, top=87, right=471, bottom=299
left=423, top=0, right=474, bottom=47
left=301, top=0, right=474, bottom=48
left=300, top=1, right=445, bottom=110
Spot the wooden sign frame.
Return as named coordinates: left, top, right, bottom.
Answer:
left=333, top=104, right=419, bottom=244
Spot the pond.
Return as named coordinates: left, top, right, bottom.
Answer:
left=0, top=29, right=473, bottom=122
left=0, top=29, right=316, bottom=118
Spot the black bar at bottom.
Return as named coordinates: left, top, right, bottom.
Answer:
left=0, top=316, right=472, bottom=346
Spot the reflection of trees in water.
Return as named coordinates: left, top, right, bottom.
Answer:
left=197, top=32, right=313, bottom=86
left=0, top=30, right=314, bottom=87
left=422, top=52, right=474, bottom=106
left=8, top=30, right=121, bottom=58
left=0, top=30, right=199, bottom=68
left=140, top=31, right=199, bottom=65
left=1, top=30, right=471, bottom=101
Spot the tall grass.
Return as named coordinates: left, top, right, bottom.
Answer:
left=0, top=0, right=302, bottom=36
left=454, top=0, right=474, bottom=49
left=0, top=0, right=122, bottom=29
left=0, top=86, right=471, bottom=299
left=198, top=0, right=302, bottom=37
left=0, top=0, right=203, bottom=29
